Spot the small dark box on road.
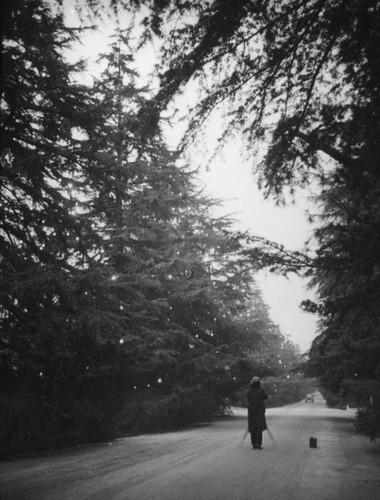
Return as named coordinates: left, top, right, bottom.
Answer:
left=309, top=437, right=317, bottom=448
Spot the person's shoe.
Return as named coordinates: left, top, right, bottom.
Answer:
left=252, top=444, right=257, bottom=449
left=257, top=446, right=263, bottom=450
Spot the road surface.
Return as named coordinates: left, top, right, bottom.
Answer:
left=1, top=393, right=380, bottom=499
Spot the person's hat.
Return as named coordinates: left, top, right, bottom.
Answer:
left=250, top=376, right=260, bottom=384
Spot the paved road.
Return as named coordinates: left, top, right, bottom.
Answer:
left=2, top=393, right=380, bottom=499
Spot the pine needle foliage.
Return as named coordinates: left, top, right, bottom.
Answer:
left=101, top=0, right=380, bottom=436
left=0, top=1, right=295, bottom=456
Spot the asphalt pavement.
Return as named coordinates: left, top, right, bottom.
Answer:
left=2, top=393, right=380, bottom=499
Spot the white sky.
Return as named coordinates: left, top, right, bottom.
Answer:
left=200, top=143, right=319, bottom=353
left=62, top=1, right=319, bottom=353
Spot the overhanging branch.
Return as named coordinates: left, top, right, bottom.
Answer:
left=296, top=131, right=358, bottom=169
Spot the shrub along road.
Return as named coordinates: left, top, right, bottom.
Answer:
left=2, top=393, right=380, bottom=500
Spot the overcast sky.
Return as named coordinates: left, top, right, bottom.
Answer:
left=200, top=142, right=319, bottom=352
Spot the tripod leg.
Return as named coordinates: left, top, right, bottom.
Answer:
left=242, top=427, right=248, bottom=442
left=266, top=427, right=278, bottom=448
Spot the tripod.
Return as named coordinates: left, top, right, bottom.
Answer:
left=265, top=426, right=278, bottom=448
left=242, top=426, right=278, bottom=449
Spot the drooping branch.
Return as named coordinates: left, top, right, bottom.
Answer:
left=295, top=131, right=359, bottom=169
left=241, top=234, right=353, bottom=275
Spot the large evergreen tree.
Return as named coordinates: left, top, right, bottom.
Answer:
left=122, top=0, right=380, bottom=429
left=47, top=2, right=380, bottom=431
left=0, top=0, right=113, bottom=454
left=0, top=0, right=156, bottom=455
left=82, top=29, right=274, bottom=431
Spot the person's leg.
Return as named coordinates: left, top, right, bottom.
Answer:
left=252, top=427, right=261, bottom=448
left=251, top=422, right=258, bottom=448
left=256, top=430, right=263, bottom=449
left=250, top=432, right=255, bottom=447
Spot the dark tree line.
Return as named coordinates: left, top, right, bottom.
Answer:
left=74, top=0, right=380, bottom=436
left=131, top=0, right=379, bottom=436
left=3, top=0, right=378, bottom=455
left=0, top=0, right=295, bottom=457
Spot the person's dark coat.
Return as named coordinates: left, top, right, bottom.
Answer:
left=247, top=384, right=268, bottom=433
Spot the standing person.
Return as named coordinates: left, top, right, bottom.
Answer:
left=247, top=376, right=268, bottom=450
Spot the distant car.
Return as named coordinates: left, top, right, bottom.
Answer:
left=305, top=394, right=314, bottom=403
